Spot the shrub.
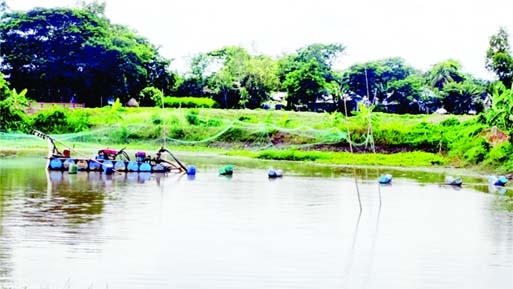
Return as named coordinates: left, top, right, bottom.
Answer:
left=163, top=96, right=216, bottom=108
left=185, top=110, right=200, bottom=125
left=0, top=101, right=29, bottom=132
left=32, top=108, right=74, bottom=134
left=139, top=87, right=163, bottom=107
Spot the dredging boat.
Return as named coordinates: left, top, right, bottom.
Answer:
left=32, top=130, right=188, bottom=174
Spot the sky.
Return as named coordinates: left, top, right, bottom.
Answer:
left=8, top=0, right=513, bottom=79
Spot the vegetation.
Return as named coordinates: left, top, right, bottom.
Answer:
left=0, top=2, right=500, bottom=115
left=0, top=2, right=174, bottom=107
left=0, top=105, right=509, bottom=172
left=3, top=2, right=513, bottom=174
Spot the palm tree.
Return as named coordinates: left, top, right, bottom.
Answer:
left=426, top=60, right=465, bottom=90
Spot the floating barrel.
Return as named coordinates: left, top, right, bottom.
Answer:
left=114, top=161, right=127, bottom=172
left=268, top=169, right=283, bottom=178
left=186, top=165, right=196, bottom=175
left=76, top=160, right=88, bottom=171
left=49, top=158, right=63, bottom=170
left=152, top=164, right=166, bottom=172
left=68, top=163, right=78, bottom=174
left=495, top=176, right=508, bottom=186
left=139, top=162, right=151, bottom=172
left=103, top=161, right=114, bottom=175
left=379, top=174, right=393, bottom=184
left=127, top=161, right=139, bottom=172
left=219, top=165, right=233, bottom=176
left=88, top=160, right=101, bottom=171
left=63, top=158, right=75, bottom=169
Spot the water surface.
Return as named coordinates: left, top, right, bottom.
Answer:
left=0, top=156, right=511, bottom=289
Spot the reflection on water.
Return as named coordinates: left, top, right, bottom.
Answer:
left=0, top=156, right=512, bottom=289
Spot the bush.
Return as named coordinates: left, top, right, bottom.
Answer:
left=32, top=108, right=76, bottom=134
left=0, top=101, right=29, bottom=132
left=139, top=87, right=163, bottom=107
left=163, top=96, right=216, bottom=108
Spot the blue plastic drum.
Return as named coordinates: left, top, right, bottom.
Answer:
left=139, top=162, right=151, bottom=172
left=49, top=158, right=63, bottom=170
left=127, top=161, right=139, bottom=172
left=63, top=158, right=75, bottom=169
left=88, top=160, right=101, bottom=171
left=114, top=161, right=126, bottom=171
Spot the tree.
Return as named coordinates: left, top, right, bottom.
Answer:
left=295, top=43, right=345, bottom=82
left=282, top=60, right=327, bottom=110
left=186, top=46, right=279, bottom=109
left=240, top=55, right=279, bottom=109
left=426, top=60, right=465, bottom=90
left=486, top=27, right=513, bottom=88
left=483, top=82, right=513, bottom=131
left=341, top=58, right=418, bottom=108
left=0, top=75, right=30, bottom=132
left=278, top=43, right=344, bottom=110
left=386, top=75, right=424, bottom=113
left=139, top=86, right=163, bottom=107
left=0, top=6, right=173, bottom=106
left=440, top=80, right=485, bottom=114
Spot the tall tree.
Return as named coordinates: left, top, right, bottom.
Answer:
left=282, top=60, right=327, bottom=110
left=0, top=6, right=173, bottom=106
left=440, top=80, right=485, bottom=114
left=185, top=46, right=279, bottom=108
left=426, top=59, right=465, bottom=90
left=206, top=46, right=250, bottom=108
left=486, top=27, right=513, bottom=88
left=278, top=43, right=344, bottom=110
left=341, top=58, right=416, bottom=103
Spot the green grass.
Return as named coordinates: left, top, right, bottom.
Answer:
left=227, top=148, right=449, bottom=167
left=8, top=106, right=505, bottom=170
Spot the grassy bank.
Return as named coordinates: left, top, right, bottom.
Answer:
left=3, top=106, right=511, bottom=172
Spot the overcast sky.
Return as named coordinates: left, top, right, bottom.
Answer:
left=9, top=0, right=513, bottom=79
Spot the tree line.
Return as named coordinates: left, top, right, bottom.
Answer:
left=0, top=1, right=512, bottom=117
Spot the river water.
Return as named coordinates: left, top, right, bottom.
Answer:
left=0, top=155, right=512, bottom=289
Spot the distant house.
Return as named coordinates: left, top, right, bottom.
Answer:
left=270, top=92, right=286, bottom=102
left=264, top=92, right=287, bottom=110
left=338, top=91, right=364, bottom=114
left=313, top=94, right=337, bottom=112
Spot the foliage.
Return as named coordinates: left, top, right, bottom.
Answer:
left=163, top=96, right=216, bottom=108
left=483, top=142, right=513, bottom=170
left=0, top=88, right=30, bottom=111
left=278, top=43, right=344, bottom=110
left=386, top=75, right=424, bottom=113
left=282, top=60, right=327, bottom=109
left=185, top=109, right=200, bottom=125
left=0, top=6, right=174, bottom=107
left=0, top=79, right=31, bottom=132
left=445, top=119, right=488, bottom=163
left=440, top=80, right=485, bottom=114
left=0, top=101, right=29, bottom=132
left=187, top=46, right=281, bottom=109
left=139, top=86, right=163, bottom=107
left=111, top=98, right=123, bottom=112
left=31, top=108, right=81, bottom=133
left=486, top=27, right=513, bottom=88
left=0, top=72, right=12, bottom=101
left=342, top=58, right=416, bottom=100
left=340, top=58, right=428, bottom=113
left=5, top=105, right=511, bottom=170
left=426, top=60, right=465, bottom=90
left=482, top=82, right=513, bottom=132
left=251, top=149, right=447, bottom=167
